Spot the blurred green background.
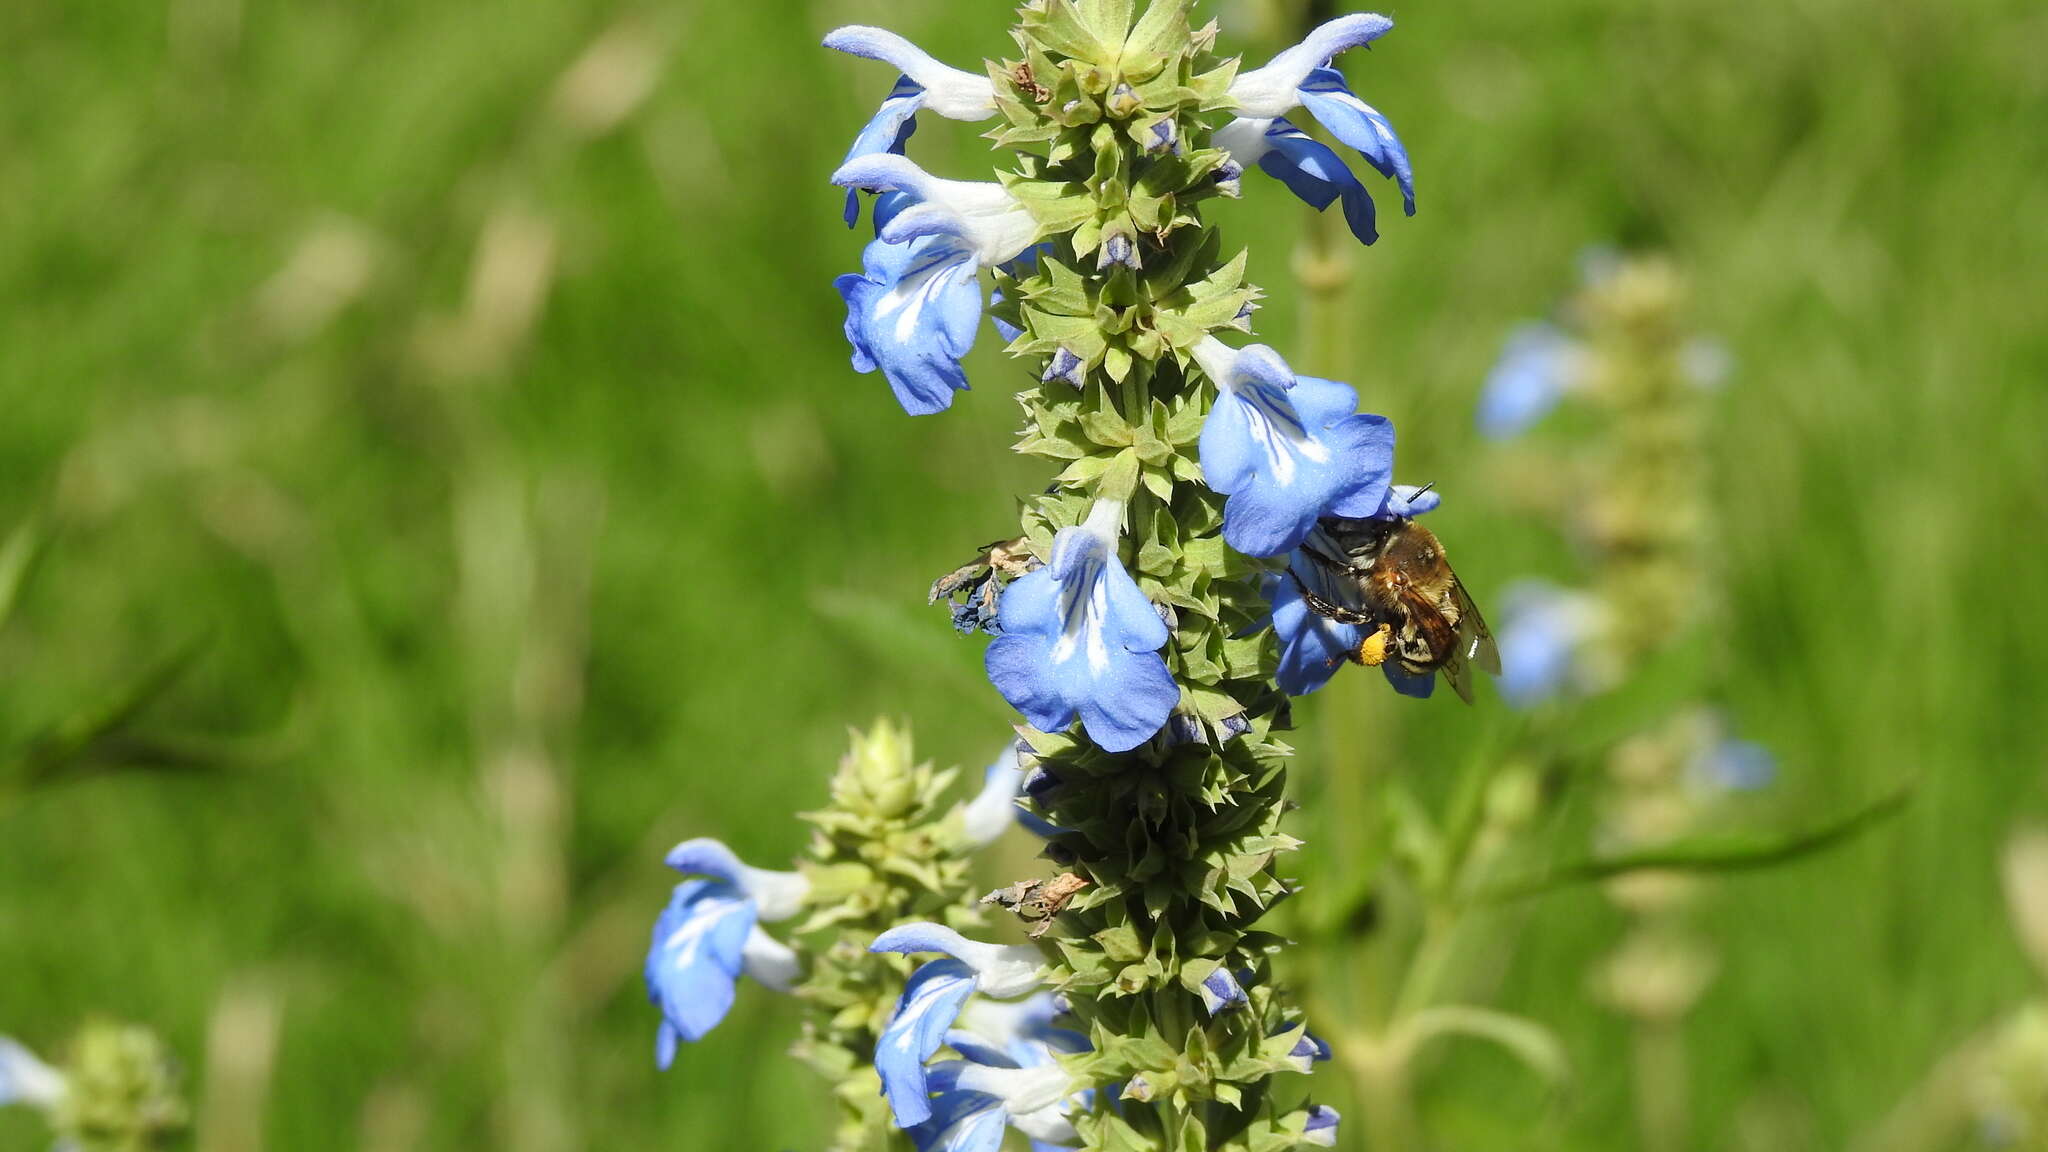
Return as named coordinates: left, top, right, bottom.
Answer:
left=3, top=0, right=2045, bottom=1149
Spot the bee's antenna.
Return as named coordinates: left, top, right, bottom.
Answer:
left=1410, top=481, right=1436, bottom=498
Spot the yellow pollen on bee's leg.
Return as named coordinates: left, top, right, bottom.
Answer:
left=1353, top=623, right=1393, bottom=666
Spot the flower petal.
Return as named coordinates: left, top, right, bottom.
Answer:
left=872, top=924, right=1045, bottom=998
left=0, top=1037, right=64, bottom=1110
left=1230, top=13, right=1394, bottom=117
left=958, top=743, right=1026, bottom=846
left=841, top=76, right=925, bottom=227
left=1254, top=120, right=1380, bottom=246
left=644, top=879, right=757, bottom=1056
left=1263, top=560, right=1363, bottom=697
left=1297, top=67, right=1414, bottom=215
left=837, top=233, right=985, bottom=415
left=878, top=959, right=982, bottom=1126
left=1196, top=968, right=1248, bottom=1014
left=1304, top=1105, right=1341, bottom=1147
left=908, top=1089, right=1010, bottom=1152
left=824, top=26, right=998, bottom=121
left=1478, top=323, right=1576, bottom=439
left=664, top=837, right=811, bottom=921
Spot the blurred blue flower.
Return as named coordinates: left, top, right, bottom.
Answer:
left=984, top=503, right=1177, bottom=752
left=1225, top=14, right=1414, bottom=238
left=957, top=742, right=1028, bottom=846
left=645, top=842, right=806, bottom=1066
left=832, top=155, right=1041, bottom=416
left=1191, top=338, right=1394, bottom=557
left=0, top=1036, right=64, bottom=1111
left=1494, top=580, right=1601, bottom=708
left=1478, top=323, right=1577, bottom=439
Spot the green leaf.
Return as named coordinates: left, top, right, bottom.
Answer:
left=1097, top=449, right=1142, bottom=502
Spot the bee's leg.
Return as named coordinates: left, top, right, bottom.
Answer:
left=1301, top=541, right=1369, bottom=579
left=1286, top=568, right=1376, bottom=625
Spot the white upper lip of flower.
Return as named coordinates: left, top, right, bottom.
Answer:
left=824, top=26, right=998, bottom=120
left=831, top=154, right=1040, bottom=267
left=1228, top=13, right=1394, bottom=117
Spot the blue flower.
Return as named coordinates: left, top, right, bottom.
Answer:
left=983, top=502, right=1178, bottom=753
left=1494, top=580, right=1602, bottom=708
left=1302, top=1105, right=1341, bottom=1147
left=1478, top=323, right=1578, bottom=439
left=1223, top=14, right=1415, bottom=240
left=1194, top=967, right=1249, bottom=1014
left=1278, top=1025, right=1333, bottom=1073
left=870, top=924, right=1052, bottom=1128
left=876, top=959, right=984, bottom=1126
left=832, top=155, right=1041, bottom=416
left=0, top=1036, right=64, bottom=1111
left=1191, top=338, right=1394, bottom=557
left=1213, top=117, right=1382, bottom=245
left=645, top=841, right=806, bottom=1066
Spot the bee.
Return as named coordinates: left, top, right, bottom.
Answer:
left=1289, top=502, right=1501, bottom=704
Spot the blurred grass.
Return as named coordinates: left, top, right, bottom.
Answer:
left=1, top=0, right=2044, bottom=1149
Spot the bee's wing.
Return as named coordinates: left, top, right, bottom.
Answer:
left=1450, top=578, right=1502, bottom=677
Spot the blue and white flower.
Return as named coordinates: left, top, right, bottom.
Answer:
left=1478, top=323, right=1579, bottom=439
left=1302, top=1104, right=1342, bottom=1147
left=914, top=1059, right=1080, bottom=1151
left=1278, top=1025, right=1333, bottom=1073
left=1214, top=117, right=1383, bottom=246
left=1494, top=580, right=1605, bottom=708
left=984, top=501, right=1178, bottom=753
left=1194, top=967, right=1249, bottom=1014
left=0, top=1036, right=65, bottom=1111
left=1222, top=14, right=1415, bottom=240
left=645, top=842, right=807, bottom=1067
left=832, top=154, right=1042, bottom=416
left=957, top=742, right=1029, bottom=846
left=1191, top=337, right=1395, bottom=557
left=871, top=923, right=1051, bottom=1127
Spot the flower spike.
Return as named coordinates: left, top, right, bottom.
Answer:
left=825, top=27, right=998, bottom=121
